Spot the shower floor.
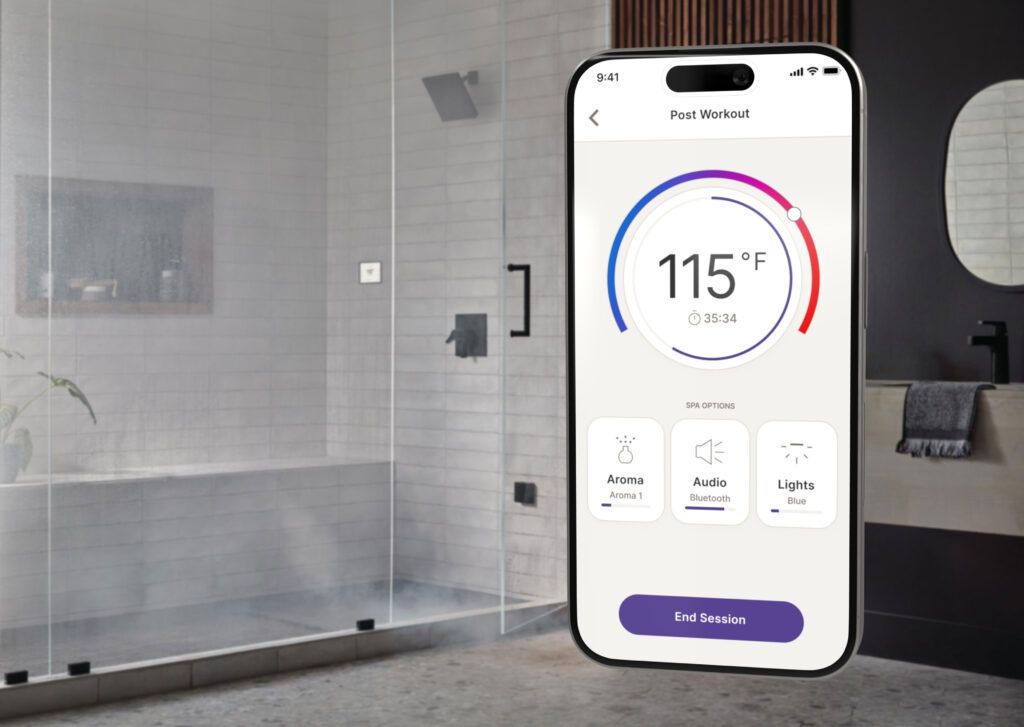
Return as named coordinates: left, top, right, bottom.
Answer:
left=0, top=580, right=508, bottom=677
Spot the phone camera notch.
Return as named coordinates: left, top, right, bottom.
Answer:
left=666, top=64, right=754, bottom=92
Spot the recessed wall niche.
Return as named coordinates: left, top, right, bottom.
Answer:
left=16, top=176, right=213, bottom=315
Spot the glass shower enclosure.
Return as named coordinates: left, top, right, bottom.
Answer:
left=0, top=0, right=608, bottom=678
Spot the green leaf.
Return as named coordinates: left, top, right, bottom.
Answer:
left=0, top=403, right=17, bottom=430
left=0, top=348, right=25, bottom=398
left=37, top=372, right=97, bottom=424
left=11, top=428, right=32, bottom=471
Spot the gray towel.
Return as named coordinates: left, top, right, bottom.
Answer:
left=896, top=381, right=993, bottom=458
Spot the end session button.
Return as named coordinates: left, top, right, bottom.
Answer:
left=619, top=594, right=803, bottom=643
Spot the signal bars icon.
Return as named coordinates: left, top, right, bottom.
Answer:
left=789, top=66, right=820, bottom=77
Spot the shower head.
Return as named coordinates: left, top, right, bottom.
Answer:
left=421, top=71, right=479, bottom=122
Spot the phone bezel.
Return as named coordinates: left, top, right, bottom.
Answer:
left=565, top=43, right=865, bottom=677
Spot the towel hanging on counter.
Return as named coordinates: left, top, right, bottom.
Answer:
left=895, top=381, right=993, bottom=458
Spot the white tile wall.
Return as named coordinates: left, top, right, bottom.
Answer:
left=1, top=0, right=333, bottom=473
left=947, top=79, right=1024, bottom=286
left=326, top=0, right=393, bottom=465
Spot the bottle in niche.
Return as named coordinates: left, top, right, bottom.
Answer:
left=159, top=255, right=183, bottom=303
left=37, top=271, right=52, bottom=300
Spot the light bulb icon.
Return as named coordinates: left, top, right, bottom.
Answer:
left=616, top=435, right=635, bottom=465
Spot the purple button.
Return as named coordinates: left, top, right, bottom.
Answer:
left=619, top=594, right=803, bottom=642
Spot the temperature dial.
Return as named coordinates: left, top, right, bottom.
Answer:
left=620, top=185, right=803, bottom=369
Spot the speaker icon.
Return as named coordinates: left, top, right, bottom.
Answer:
left=694, top=439, right=725, bottom=465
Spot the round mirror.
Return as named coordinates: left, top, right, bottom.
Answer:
left=946, top=79, right=1024, bottom=287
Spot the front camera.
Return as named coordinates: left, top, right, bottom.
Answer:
left=731, top=66, right=753, bottom=88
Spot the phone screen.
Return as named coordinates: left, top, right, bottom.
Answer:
left=568, top=48, right=862, bottom=675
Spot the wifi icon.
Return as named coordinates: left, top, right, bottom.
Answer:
left=807, top=66, right=819, bottom=76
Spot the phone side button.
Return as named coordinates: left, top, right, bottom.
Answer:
left=619, top=594, right=803, bottom=643
left=863, top=250, right=868, bottom=330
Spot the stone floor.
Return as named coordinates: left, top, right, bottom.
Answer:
left=13, top=629, right=1023, bottom=726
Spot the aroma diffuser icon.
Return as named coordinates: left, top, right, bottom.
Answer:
left=616, top=435, right=636, bottom=465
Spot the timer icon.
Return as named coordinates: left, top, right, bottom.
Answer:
left=688, top=310, right=701, bottom=326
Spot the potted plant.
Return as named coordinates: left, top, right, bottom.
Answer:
left=0, top=347, right=96, bottom=484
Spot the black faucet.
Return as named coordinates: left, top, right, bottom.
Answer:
left=968, top=320, right=1009, bottom=384
left=445, top=327, right=474, bottom=358
left=445, top=313, right=487, bottom=359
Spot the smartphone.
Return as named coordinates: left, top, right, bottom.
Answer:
left=566, top=45, right=864, bottom=676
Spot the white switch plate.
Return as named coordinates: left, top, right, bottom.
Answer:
left=359, top=261, right=382, bottom=284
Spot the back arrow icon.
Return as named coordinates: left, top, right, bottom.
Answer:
left=589, top=109, right=599, bottom=126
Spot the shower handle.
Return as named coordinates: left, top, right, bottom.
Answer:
left=507, top=263, right=531, bottom=337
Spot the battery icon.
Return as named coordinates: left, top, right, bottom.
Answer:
left=823, top=66, right=839, bottom=75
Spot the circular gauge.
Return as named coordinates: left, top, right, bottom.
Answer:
left=608, top=171, right=819, bottom=370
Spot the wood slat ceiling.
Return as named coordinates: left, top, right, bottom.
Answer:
left=613, top=0, right=845, bottom=48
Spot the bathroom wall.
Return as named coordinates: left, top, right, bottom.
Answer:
left=326, top=0, right=608, bottom=599
left=325, top=1, right=392, bottom=465
left=852, top=0, right=1024, bottom=382
left=0, top=0, right=333, bottom=474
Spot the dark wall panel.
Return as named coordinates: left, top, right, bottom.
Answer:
left=862, top=523, right=1024, bottom=679
left=851, top=0, right=1024, bottom=382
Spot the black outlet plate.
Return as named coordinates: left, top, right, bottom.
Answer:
left=514, top=481, right=537, bottom=506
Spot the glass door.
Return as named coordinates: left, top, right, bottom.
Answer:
left=390, top=0, right=507, bottom=622
left=0, top=0, right=57, bottom=680
left=37, top=0, right=394, bottom=673
left=500, top=0, right=610, bottom=631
